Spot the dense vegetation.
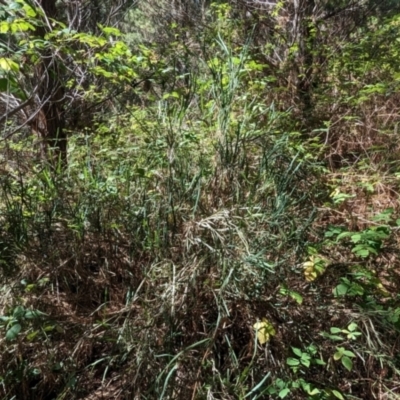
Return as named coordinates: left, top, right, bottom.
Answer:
left=1, top=0, right=400, bottom=399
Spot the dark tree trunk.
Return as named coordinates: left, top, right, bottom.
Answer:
left=35, top=0, right=67, bottom=164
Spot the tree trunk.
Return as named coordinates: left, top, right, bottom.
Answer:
left=35, top=0, right=67, bottom=164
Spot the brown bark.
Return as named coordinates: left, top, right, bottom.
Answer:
left=34, top=0, right=67, bottom=164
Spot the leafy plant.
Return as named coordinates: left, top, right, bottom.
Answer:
left=0, top=305, right=46, bottom=341
left=279, top=285, right=303, bottom=304
left=303, top=252, right=327, bottom=282
left=322, top=322, right=362, bottom=341
left=286, top=344, right=326, bottom=373
left=333, top=347, right=356, bottom=372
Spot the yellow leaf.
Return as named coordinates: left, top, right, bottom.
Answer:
left=0, top=21, right=9, bottom=33
left=253, top=318, right=276, bottom=344
left=303, top=256, right=327, bottom=282
left=302, top=261, right=315, bottom=268
left=330, top=188, right=340, bottom=198
left=304, top=265, right=318, bottom=282
left=376, top=283, right=390, bottom=297
left=0, top=58, right=19, bottom=72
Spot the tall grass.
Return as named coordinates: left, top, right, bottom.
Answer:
left=0, top=35, right=320, bottom=399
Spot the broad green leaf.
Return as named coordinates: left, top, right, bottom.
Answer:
left=0, top=21, right=10, bottom=33
left=333, top=350, right=343, bottom=361
left=6, top=323, right=21, bottom=340
left=372, top=208, right=393, bottom=222
left=326, top=334, right=344, bottom=341
left=13, top=306, right=25, bottom=318
left=343, top=350, right=356, bottom=358
left=333, top=283, right=348, bottom=296
left=300, top=358, right=310, bottom=367
left=350, top=234, right=362, bottom=243
left=24, top=310, right=44, bottom=319
left=336, top=231, right=354, bottom=240
left=289, top=291, right=303, bottom=304
left=291, top=380, right=301, bottom=388
left=43, top=325, right=55, bottom=332
left=347, top=322, right=358, bottom=331
left=286, top=357, right=300, bottom=366
left=23, top=3, right=37, bottom=17
left=8, top=1, right=23, bottom=10
left=11, top=19, right=35, bottom=32
left=332, top=390, right=344, bottom=399
left=101, top=26, right=122, bottom=37
left=26, top=330, right=39, bottom=341
left=278, top=388, right=290, bottom=398
left=352, top=247, right=371, bottom=258
left=341, top=356, right=353, bottom=371
left=347, top=331, right=361, bottom=340
left=330, top=327, right=342, bottom=334
left=292, top=347, right=303, bottom=357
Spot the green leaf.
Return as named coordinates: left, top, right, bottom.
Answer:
left=332, top=390, right=344, bottom=400
left=343, top=350, right=356, bottom=358
left=13, top=306, right=25, bottom=319
left=0, top=58, right=19, bottom=72
left=372, top=208, right=393, bottom=222
left=289, top=291, right=303, bottom=304
left=352, top=247, right=370, bottom=258
left=333, top=283, right=348, bottom=296
left=286, top=357, right=300, bottom=366
left=24, top=310, right=45, bottom=319
left=341, top=356, right=353, bottom=371
left=101, top=26, right=122, bottom=37
left=336, top=231, right=353, bottom=240
left=330, top=327, right=342, bottom=334
left=26, top=330, right=39, bottom=341
left=6, top=323, right=21, bottom=340
left=347, top=322, right=358, bottom=331
left=300, top=358, right=310, bottom=367
left=301, top=381, right=311, bottom=392
left=8, top=1, right=23, bottom=10
left=23, top=3, right=37, bottom=17
left=292, top=347, right=303, bottom=357
left=347, top=332, right=361, bottom=340
left=350, top=234, right=362, bottom=243
left=0, top=21, right=10, bottom=33
left=11, top=19, right=35, bottom=32
left=278, top=388, right=290, bottom=398
left=43, top=325, right=55, bottom=332
left=333, top=350, right=343, bottom=361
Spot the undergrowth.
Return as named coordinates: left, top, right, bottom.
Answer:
left=1, top=2, right=400, bottom=400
